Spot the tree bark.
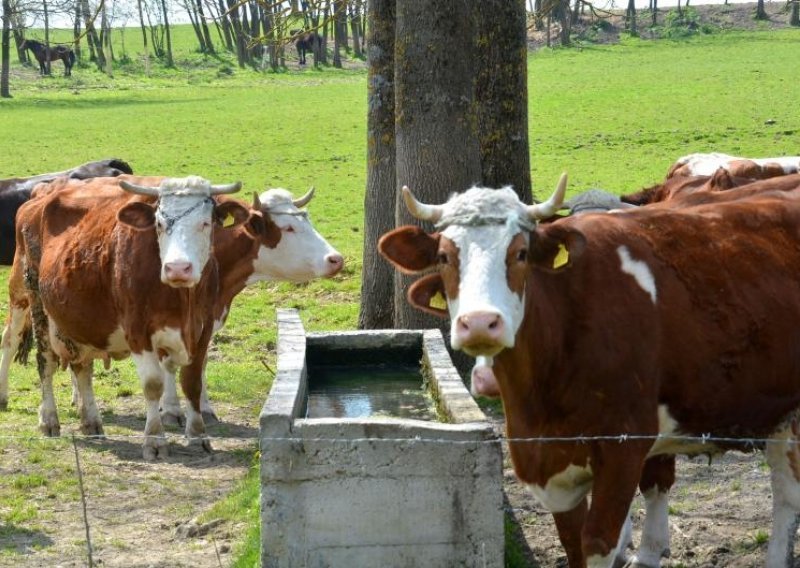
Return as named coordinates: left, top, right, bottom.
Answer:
left=1, top=0, right=10, bottom=97
left=350, top=0, right=363, bottom=57
left=43, top=0, right=51, bottom=75
left=475, top=0, right=531, bottom=203
left=393, top=0, right=482, bottom=331
left=217, top=0, right=234, bottom=51
left=73, top=2, right=82, bottom=60
left=160, top=0, right=174, bottom=66
left=359, top=0, right=396, bottom=330
left=626, top=0, right=637, bottom=34
left=755, top=0, right=767, bottom=20
left=791, top=0, right=799, bottom=26
left=333, top=0, right=343, bottom=67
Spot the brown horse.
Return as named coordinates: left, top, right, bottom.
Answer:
left=21, top=39, right=75, bottom=77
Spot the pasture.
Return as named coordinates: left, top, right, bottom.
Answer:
left=1, top=25, right=800, bottom=567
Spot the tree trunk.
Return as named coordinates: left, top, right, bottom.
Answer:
left=226, top=0, right=247, bottom=68
left=475, top=0, right=531, bottom=203
left=73, top=2, right=82, bottom=60
left=652, top=0, right=658, bottom=26
left=137, top=0, right=148, bottom=53
left=100, top=3, right=113, bottom=76
left=359, top=0, right=396, bottom=330
left=161, top=0, right=174, bottom=66
left=199, top=0, right=215, bottom=52
left=1, top=0, right=10, bottom=98
left=217, top=0, right=234, bottom=51
left=626, top=0, right=637, bottom=34
left=393, top=0, right=482, bottom=331
left=350, top=0, right=363, bottom=57
left=333, top=0, right=343, bottom=67
left=43, top=0, right=51, bottom=75
left=80, top=0, right=101, bottom=65
left=791, top=0, right=799, bottom=26
left=755, top=0, right=767, bottom=20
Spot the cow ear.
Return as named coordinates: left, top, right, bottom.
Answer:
left=529, top=226, right=586, bottom=272
left=117, top=202, right=156, bottom=230
left=379, top=226, right=440, bottom=274
left=215, top=201, right=249, bottom=230
left=246, top=210, right=281, bottom=248
left=408, top=274, right=449, bottom=318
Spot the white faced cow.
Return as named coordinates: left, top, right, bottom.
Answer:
left=11, top=175, right=248, bottom=460
left=159, top=186, right=344, bottom=425
left=380, top=175, right=800, bottom=568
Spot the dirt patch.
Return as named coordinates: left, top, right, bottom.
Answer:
left=0, top=397, right=258, bottom=568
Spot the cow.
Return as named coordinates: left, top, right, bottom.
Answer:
left=10, top=174, right=249, bottom=460
left=667, top=152, right=800, bottom=179
left=159, top=186, right=344, bottom=425
left=0, top=158, right=134, bottom=265
left=0, top=182, right=344, bottom=429
left=379, top=174, right=800, bottom=567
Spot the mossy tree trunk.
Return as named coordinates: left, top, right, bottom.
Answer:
left=393, top=0, right=482, bottom=331
left=475, top=0, right=532, bottom=203
left=1, top=0, right=10, bottom=98
left=359, top=0, right=396, bottom=330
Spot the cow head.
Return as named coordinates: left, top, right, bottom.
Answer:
left=248, top=187, right=344, bottom=283
left=118, top=176, right=246, bottom=287
left=379, top=175, right=568, bottom=357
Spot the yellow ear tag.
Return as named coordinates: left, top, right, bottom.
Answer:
left=430, top=291, right=448, bottom=310
left=222, top=213, right=235, bottom=228
left=553, top=244, right=569, bottom=269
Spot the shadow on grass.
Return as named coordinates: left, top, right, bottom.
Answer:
left=0, top=523, right=54, bottom=554
left=504, top=493, right=541, bottom=568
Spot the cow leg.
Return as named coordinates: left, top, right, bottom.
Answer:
left=630, top=454, right=675, bottom=567
left=582, top=445, right=647, bottom=568
left=132, top=351, right=168, bottom=460
left=180, top=360, right=211, bottom=453
left=199, top=367, right=218, bottom=424
left=764, top=423, right=800, bottom=568
left=552, top=498, right=588, bottom=567
left=36, top=343, right=60, bottom=436
left=70, top=371, right=80, bottom=406
left=0, top=307, right=28, bottom=410
left=70, top=362, right=104, bottom=436
left=159, top=369, right=184, bottom=427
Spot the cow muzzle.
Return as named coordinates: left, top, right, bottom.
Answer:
left=163, top=261, right=198, bottom=287
left=324, top=252, right=344, bottom=277
left=452, top=311, right=508, bottom=357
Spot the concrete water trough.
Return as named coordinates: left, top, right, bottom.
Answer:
left=260, top=309, right=504, bottom=567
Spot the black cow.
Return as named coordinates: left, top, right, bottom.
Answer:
left=290, top=29, right=323, bottom=65
left=0, top=158, right=133, bottom=264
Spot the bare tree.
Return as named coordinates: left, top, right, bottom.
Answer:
left=2, top=0, right=11, bottom=97
left=359, top=0, right=395, bottom=329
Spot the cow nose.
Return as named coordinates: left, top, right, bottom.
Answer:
left=164, top=261, right=193, bottom=282
left=324, top=253, right=344, bottom=276
left=455, top=312, right=505, bottom=351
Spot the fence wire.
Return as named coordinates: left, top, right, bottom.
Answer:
left=0, top=429, right=790, bottom=567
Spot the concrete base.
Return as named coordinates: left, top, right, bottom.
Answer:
left=260, top=309, right=504, bottom=567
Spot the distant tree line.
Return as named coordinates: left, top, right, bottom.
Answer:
left=529, top=0, right=799, bottom=46
left=1, top=0, right=365, bottom=95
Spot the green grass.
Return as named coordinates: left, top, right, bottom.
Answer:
left=2, top=26, right=800, bottom=566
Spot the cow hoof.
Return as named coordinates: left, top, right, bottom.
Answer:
left=80, top=420, right=105, bottom=437
left=39, top=414, right=61, bottom=437
left=161, top=411, right=184, bottom=428
left=201, top=410, right=219, bottom=425
left=143, top=437, right=168, bottom=461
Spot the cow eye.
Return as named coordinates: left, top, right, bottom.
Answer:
left=438, top=252, right=448, bottom=265
left=516, top=249, right=528, bottom=262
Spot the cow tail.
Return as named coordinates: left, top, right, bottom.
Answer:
left=69, top=51, right=76, bottom=67
left=13, top=319, right=33, bottom=366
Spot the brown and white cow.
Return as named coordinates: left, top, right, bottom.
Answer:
left=379, top=175, right=800, bottom=568
left=10, top=174, right=248, bottom=460
left=159, top=186, right=344, bottom=425
left=667, top=152, right=800, bottom=179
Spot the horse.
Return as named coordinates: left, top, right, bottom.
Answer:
left=290, top=29, right=323, bottom=65
left=21, top=39, right=76, bottom=77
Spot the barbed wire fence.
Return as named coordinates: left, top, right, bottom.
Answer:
left=0, top=428, right=788, bottom=567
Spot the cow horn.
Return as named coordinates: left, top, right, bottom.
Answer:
left=119, top=180, right=160, bottom=197
left=292, top=186, right=315, bottom=208
left=402, top=186, right=443, bottom=223
left=252, top=192, right=261, bottom=209
left=210, top=181, right=242, bottom=195
left=527, top=173, right=568, bottom=220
